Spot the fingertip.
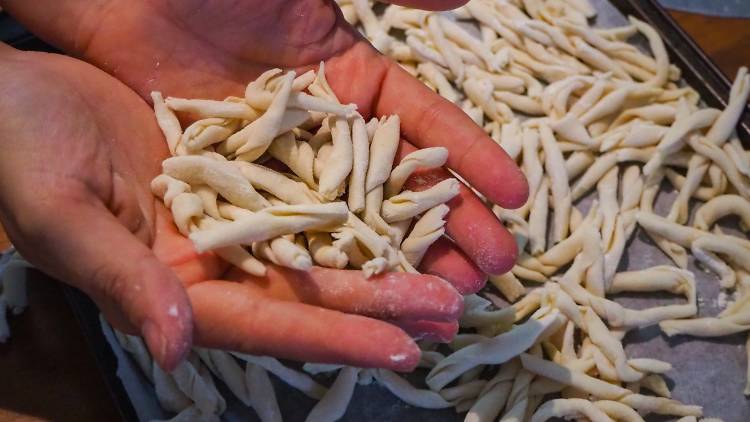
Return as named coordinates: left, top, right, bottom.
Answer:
left=385, top=332, right=421, bottom=372
left=142, top=316, right=192, bottom=371
left=136, top=261, right=194, bottom=371
left=459, top=140, right=529, bottom=209
left=325, top=315, right=421, bottom=372
left=473, top=225, right=518, bottom=276
left=445, top=185, right=519, bottom=276
left=419, top=237, right=486, bottom=294
left=152, top=302, right=193, bottom=372
left=442, top=280, right=465, bottom=320
left=503, top=239, right=519, bottom=273
left=500, top=168, right=530, bottom=209
left=370, top=272, right=464, bottom=321
left=394, top=318, right=459, bottom=343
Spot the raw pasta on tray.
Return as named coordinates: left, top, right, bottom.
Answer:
left=105, top=0, right=750, bottom=421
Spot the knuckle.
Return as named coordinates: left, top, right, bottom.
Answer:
left=415, top=97, right=446, bottom=142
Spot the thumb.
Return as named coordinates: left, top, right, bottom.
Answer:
left=8, top=198, right=193, bottom=371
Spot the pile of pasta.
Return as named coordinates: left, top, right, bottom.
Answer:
left=109, top=0, right=750, bottom=421
left=150, top=67, right=459, bottom=278
left=343, top=0, right=749, bottom=417
left=127, top=64, right=468, bottom=421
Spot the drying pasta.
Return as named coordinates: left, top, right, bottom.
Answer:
left=79, top=0, right=750, bottom=420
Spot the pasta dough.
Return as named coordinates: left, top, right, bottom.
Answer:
left=381, top=179, right=460, bottom=223
left=400, top=204, right=450, bottom=266
left=190, top=203, right=349, bottom=252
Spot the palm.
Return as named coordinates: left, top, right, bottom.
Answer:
left=37, top=0, right=357, bottom=100
left=73, top=0, right=395, bottom=123
left=0, top=50, right=167, bottom=265
left=0, top=49, right=192, bottom=358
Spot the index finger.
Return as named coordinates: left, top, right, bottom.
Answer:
left=376, top=62, right=529, bottom=209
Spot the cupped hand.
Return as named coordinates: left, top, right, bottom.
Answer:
left=7, top=0, right=529, bottom=282
left=0, top=45, right=192, bottom=370
left=0, top=45, right=468, bottom=371
left=3, top=0, right=530, bottom=369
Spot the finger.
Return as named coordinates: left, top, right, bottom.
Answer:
left=6, top=199, right=192, bottom=371
left=380, top=1, right=469, bottom=11
left=325, top=42, right=392, bottom=119
left=397, top=141, right=519, bottom=276
left=392, top=319, right=459, bottom=343
left=151, top=206, right=229, bottom=286
left=376, top=62, right=529, bottom=208
left=324, top=44, right=526, bottom=208
left=418, top=236, right=486, bottom=295
left=225, top=264, right=463, bottom=322
left=188, top=281, right=420, bottom=371
left=409, top=168, right=519, bottom=275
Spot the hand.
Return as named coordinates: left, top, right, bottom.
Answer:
left=7, top=0, right=529, bottom=283
left=0, top=45, right=464, bottom=371
left=0, top=45, right=192, bottom=370
left=4, top=0, right=530, bottom=369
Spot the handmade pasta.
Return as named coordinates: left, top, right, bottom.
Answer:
left=88, top=1, right=750, bottom=420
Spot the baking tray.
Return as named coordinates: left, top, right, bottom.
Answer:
left=2, top=0, right=748, bottom=420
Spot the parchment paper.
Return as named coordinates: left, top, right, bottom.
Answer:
left=102, top=0, right=750, bottom=420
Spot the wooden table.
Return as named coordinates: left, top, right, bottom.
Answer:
left=1, top=9, right=750, bottom=422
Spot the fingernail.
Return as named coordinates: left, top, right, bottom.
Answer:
left=142, top=320, right=167, bottom=366
left=142, top=320, right=188, bottom=371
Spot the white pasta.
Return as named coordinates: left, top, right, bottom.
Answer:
left=190, top=203, right=349, bottom=252
left=400, top=204, right=449, bottom=266
left=161, top=155, right=270, bottom=211
left=384, top=147, right=448, bottom=198
left=267, top=132, right=316, bottom=188
left=229, top=72, right=295, bottom=158
left=318, top=116, right=354, bottom=200
left=305, top=367, right=359, bottom=422
left=165, top=97, right=259, bottom=121
left=365, top=115, right=401, bottom=192
left=151, top=91, right=183, bottom=155
left=381, top=178, right=460, bottom=223
left=347, top=117, right=369, bottom=212
left=73, top=1, right=750, bottom=421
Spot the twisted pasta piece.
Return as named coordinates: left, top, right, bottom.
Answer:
left=162, top=155, right=270, bottom=211
left=381, top=179, right=460, bottom=223
left=401, top=204, right=450, bottom=266
left=190, top=203, right=348, bottom=252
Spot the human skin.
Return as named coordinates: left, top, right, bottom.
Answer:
left=0, top=0, right=528, bottom=370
